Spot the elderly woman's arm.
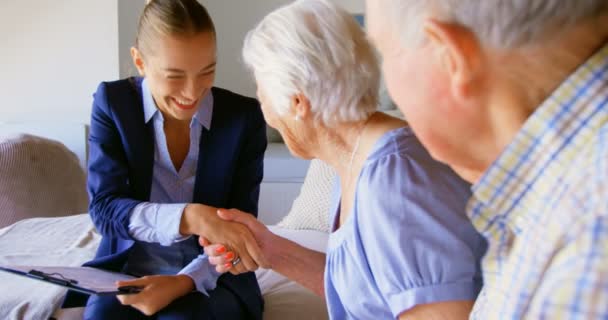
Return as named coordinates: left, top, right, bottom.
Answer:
left=398, top=301, right=474, bottom=320
left=257, top=230, right=327, bottom=297
left=351, top=149, right=484, bottom=319
left=203, top=208, right=327, bottom=297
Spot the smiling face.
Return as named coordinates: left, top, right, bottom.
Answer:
left=132, top=31, right=217, bottom=122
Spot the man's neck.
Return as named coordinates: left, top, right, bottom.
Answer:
left=474, top=14, right=608, bottom=183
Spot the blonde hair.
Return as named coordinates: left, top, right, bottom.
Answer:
left=243, top=0, right=379, bottom=126
left=136, top=0, right=215, bottom=56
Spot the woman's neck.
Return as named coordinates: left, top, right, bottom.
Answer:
left=162, top=113, right=191, bottom=132
left=315, top=112, right=406, bottom=180
left=314, top=118, right=368, bottom=181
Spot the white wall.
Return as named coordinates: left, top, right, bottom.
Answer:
left=119, top=0, right=364, bottom=97
left=202, top=0, right=364, bottom=97
left=0, top=0, right=119, bottom=124
left=0, top=0, right=363, bottom=124
left=119, top=0, right=146, bottom=78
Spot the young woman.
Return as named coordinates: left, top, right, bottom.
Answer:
left=63, top=1, right=266, bottom=319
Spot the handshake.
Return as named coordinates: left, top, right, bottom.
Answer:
left=180, top=204, right=275, bottom=275
left=115, top=205, right=277, bottom=315
left=116, top=204, right=323, bottom=316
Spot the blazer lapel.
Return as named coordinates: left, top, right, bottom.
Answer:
left=128, top=77, right=154, bottom=200
left=193, top=90, right=228, bottom=207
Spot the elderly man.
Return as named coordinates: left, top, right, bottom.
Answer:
left=366, top=0, right=608, bottom=318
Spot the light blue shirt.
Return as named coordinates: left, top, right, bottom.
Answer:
left=123, top=79, right=220, bottom=295
left=325, top=127, right=486, bottom=319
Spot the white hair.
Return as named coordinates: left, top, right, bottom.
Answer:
left=379, top=0, right=608, bottom=48
left=242, top=0, right=379, bottom=126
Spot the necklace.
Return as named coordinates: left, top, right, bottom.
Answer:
left=345, top=117, right=371, bottom=190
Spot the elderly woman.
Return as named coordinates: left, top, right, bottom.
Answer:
left=204, top=0, right=486, bottom=319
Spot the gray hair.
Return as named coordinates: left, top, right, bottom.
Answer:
left=242, top=0, right=379, bottom=126
left=379, top=0, right=608, bottom=48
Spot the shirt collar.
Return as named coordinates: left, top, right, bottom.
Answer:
left=467, top=42, right=608, bottom=230
left=141, top=78, right=214, bottom=130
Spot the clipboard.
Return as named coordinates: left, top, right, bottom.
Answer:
left=0, top=265, right=142, bottom=296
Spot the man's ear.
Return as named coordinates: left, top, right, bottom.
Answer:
left=423, top=20, right=483, bottom=99
left=130, top=47, right=146, bottom=76
left=290, top=93, right=312, bottom=120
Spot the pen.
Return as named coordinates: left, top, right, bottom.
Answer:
left=117, top=285, right=143, bottom=294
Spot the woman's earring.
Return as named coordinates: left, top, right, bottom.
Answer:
left=294, top=115, right=300, bottom=121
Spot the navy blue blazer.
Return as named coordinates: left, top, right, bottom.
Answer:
left=63, top=77, right=266, bottom=318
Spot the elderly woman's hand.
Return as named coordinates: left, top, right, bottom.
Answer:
left=202, top=243, right=237, bottom=274
left=201, top=208, right=273, bottom=275
left=180, top=204, right=264, bottom=272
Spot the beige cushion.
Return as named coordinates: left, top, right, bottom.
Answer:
left=7, top=219, right=329, bottom=320
left=277, top=159, right=336, bottom=233
left=0, top=134, right=88, bottom=228
left=256, top=226, right=329, bottom=320
left=0, top=214, right=99, bottom=320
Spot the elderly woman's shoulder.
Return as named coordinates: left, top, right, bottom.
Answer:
left=366, top=126, right=428, bottom=163
left=361, top=126, right=470, bottom=194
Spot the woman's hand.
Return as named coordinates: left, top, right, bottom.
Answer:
left=203, top=209, right=328, bottom=297
left=180, top=204, right=265, bottom=272
left=115, top=274, right=194, bottom=316
left=203, top=243, right=237, bottom=274
left=201, top=208, right=274, bottom=275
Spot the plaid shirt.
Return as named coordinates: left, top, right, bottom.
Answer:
left=469, top=43, right=608, bottom=319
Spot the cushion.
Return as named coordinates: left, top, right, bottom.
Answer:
left=277, top=159, right=336, bottom=233
left=5, top=219, right=330, bottom=320
left=21, top=221, right=330, bottom=320
left=0, top=214, right=99, bottom=320
left=256, top=225, right=329, bottom=320
left=0, top=134, right=88, bottom=227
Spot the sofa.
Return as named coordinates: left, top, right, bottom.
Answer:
left=0, top=134, right=88, bottom=228
left=0, top=99, right=401, bottom=318
left=0, top=130, right=334, bottom=320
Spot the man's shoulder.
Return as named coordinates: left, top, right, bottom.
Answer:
left=558, top=126, right=608, bottom=222
left=598, top=124, right=608, bottom=166
left=585, top=125, right=608, bottom=200
left=574, top=125, right=608, bottom=186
